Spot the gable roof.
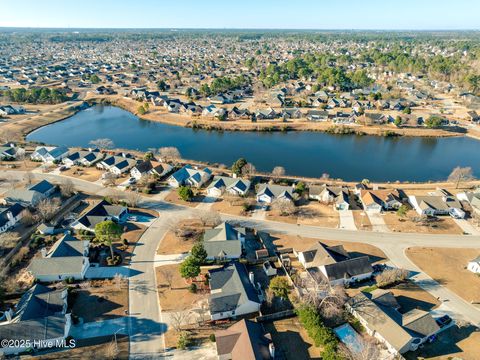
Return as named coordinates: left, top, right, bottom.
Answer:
left=209, top=262, right=260, bottom=315
left=216, top=319, right=272, bottom=360
left=73, top=199, right=126, bottom=229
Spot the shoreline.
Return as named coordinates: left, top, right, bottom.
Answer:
left=91, top=95, right=466, bottom=138
left=11, top=99, right=480, bottom=186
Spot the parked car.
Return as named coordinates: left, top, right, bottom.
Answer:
left=436, top=314, right=452, bottom=327
left=128, top=177, right=136, bottom=184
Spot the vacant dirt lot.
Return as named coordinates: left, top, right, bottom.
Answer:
left=211, top=198, right=250, bottom=216
left=156, top=218, right=206, bottom=255
left=164, top=189, right=205, bottom=208
left=72, top=280, right=128, bottom=322
left=296, top=202, right=339, bottom=228
left=406, top=247, right=480, bottom=303
left=156, top=264, right=206, bottom=312
left=383, top=211, right=463, bottom=234
left=62, top=166, right=105, bottom=182
left=264, top=317, right=321, bottom=360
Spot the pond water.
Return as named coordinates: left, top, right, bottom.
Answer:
left=26, top=105, right=480, bottom=182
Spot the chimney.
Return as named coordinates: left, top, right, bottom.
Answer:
left=41, top=247, right=47, bottom=258
left=249, top=271, right=255, bottom=285
left=269, top=343, right=275, bottom=359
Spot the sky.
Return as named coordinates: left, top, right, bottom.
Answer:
left=0, top=0, right=479, bottom=30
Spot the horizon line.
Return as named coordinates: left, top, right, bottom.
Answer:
left=1, top=26, right=480, bottom=32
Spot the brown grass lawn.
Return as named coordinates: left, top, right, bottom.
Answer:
left=211, top=198, right=249, bottom=216
left=155, top=264, right=206, bottom=312
left=264, top=317, right=321, bottom=360
left=406, top=247, right=480, bottom=303
left=164, top=189, right=205, bottom=208
left=383, top=211, right=463, bottom=234
left=270, top=234, right=387, bottom=263
left=156, top=219, right=206, bottom=255
left=72, top=280, right=128, bottom=322
left=296, top=202, right=339, bottom=228
left=163, top=326, right=221, bottom=350
left=32, top=335, right=129, bottom=360
left=352, top=210, right=373, bottom=231
left=62, top=166, right=105, bottom=182
left=266, top=209, right=298, bottom=224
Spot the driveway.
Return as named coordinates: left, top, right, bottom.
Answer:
left=195, top=196, right=216, bottom=210
left=70, top=318, right=128, bottom=339
left=366, top=211, right=391, bottom=232
left=84, top=266, right=130, bottom=279
left=453, top=218, right=480, bottom=235
left=338, top=210, right=357, bottom=230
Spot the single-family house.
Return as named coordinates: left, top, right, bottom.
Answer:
left=98, top=155, right=136, bottom=175
left=63, top=149, right=103, bottom=167
left=457, top=191, right=480, bottom=215
left=256, top=184, right=293, bottom=204
left=467, top=256, right=480, bottom=273
left=306, top=110, right=329, bottom=122
left=215, top=319, right=274, bottom=360
left=207, top=176, right=251, bottom=197
left=0, top=142, right=24, bottom=160
left=31, top=146, right=69, bottom=163
left=28, top=234, right=90, bottom=282
left=203, top=222, right=245, bottom=260
left=167, top=165, right=212, bottom=188
left=208, top=262, right=262, bottom=321
left=360, top=189, right=404, bottom=213
left=298, top=242, right=373, bottom=286
left=347, top=290, right=441, bottom=355
left=0, top=203, right=25, bottom=233
left=70, top=199, right=127, bottom=232
left=130, top=160, right=173, bottom=180
left=4, top=180, right=56, bottom=206
left=309, top=185, right=350, bottom=210
left=409, top=189, right=464, bottom=218
left=0, top=284, right=71, bottom=356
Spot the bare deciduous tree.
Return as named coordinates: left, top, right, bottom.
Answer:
left=23, top=171, right=34, bottom=185
left=125, top=190, right=141, bottom=207
left=241, top=162, right=256, bottom=178
left=158, top=268, right=174, bottom=290
left=104, top=340, right=119, bottom=360
left=271, top=166, right=285, bottom=180
left=60, top=179, right=75, bottom=197
left=199, top=211, right=222, bottom=227
left=448, top=166, right=475, bottom=189
left=20, top=208, right=36, bottom=226
left=0, top=232, right=18, bottom=250
left=36, top=198, right=61, bottom=222
left=158, top=147, right=181, bottom=164
left=272, top=198, right=296, bottom=216
left=102, top=172, right=117, bottom=187
left=376, top=268, right=409, bottom=288
left=170, top=310, right=191, bottom=332
left=89, top=138, right=114, bottom=150
left=113, top=273, right=127, bottom=289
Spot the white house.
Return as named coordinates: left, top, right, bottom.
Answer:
left=167, top=165, right=212, bottom=188
left=98, top=155, right=136, bottom=175
left=309, top=185, right=350, bottom=211
left=31, top=145, right=69, bottom=163
left=256, top=184, right=293, bottom=204
left=4, top=180, right=56, bottom=206
left=0, top=203, right=25, bottom=233
left=70, top=199, right=127, bottom=232
left=130, top=160, right=173, bottom=180
left=467, top=256, right=480, bottom=273
left=409, top=189, right=465, bottom=218
left=62, top=149, right=103, bottom=167
left=206, top=176, right=251, bottom=197
left=0, top=142, right=24, bottom=160
left=208, top=262, right=261, bottom=321
left=203, top=222, right=245, bottom=260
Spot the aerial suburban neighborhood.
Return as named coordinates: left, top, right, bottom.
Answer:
left=0, top=1, right=480, bottom=360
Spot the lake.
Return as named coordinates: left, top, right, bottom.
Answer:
left=26, top=105, right=480, bottom=182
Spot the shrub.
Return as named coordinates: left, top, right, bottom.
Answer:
left=177, top=331, right=192, bottom=350
left=209, top=334, right=216, bottom=342
left=376, top=268, right=409, bottom=288
left=188, top=283, right=197, bottom=293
